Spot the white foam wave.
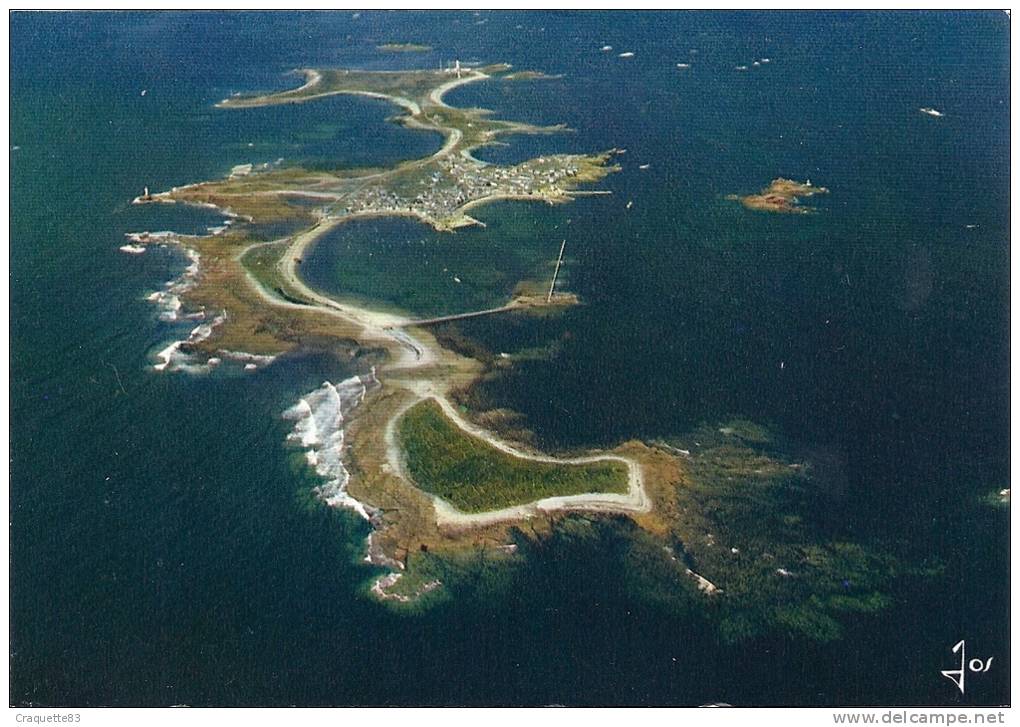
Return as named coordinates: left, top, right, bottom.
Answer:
left=282, top=370, right=378, bottom=519
left=153, top=341, right=183, bottom=372
left=137, top=235, right=228, bottom=373
left=124, top=230, right=178, bottom=244
left=148, top=291, right=183, bottom=321
left=370, top=573, right=441, bottom=603
left=138, top=236, right=203, bottom=328
left=187, top=313, right=223, bottom=345
left=151, top=313, right=227, bottom=373
left=218, top=350, right=277, bottom=370
left=283, top=371, right=442, bottom=601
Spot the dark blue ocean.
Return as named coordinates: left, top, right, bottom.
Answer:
left=10, top=11, right=1009, bottom=706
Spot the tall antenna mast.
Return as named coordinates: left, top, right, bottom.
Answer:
left=547, top=239, right=566, bottom=303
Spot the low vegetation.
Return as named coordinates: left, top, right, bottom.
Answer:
left=398, top=399, right=628, bottom=512
left=240, top=240, right=314, bottom=305
left=727, top=177, right=830, bottom=214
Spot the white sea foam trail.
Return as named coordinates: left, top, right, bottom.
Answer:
left=151, top=313, right=227, bottom=373
left=282, top=370, right=379, bottom=519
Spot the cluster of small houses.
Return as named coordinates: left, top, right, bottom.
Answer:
left=332, top=155, right=582, bottom=220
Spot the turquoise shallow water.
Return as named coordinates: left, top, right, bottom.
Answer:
left=10, top=11, right=1009, bottom=706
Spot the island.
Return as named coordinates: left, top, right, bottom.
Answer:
left=128, top=63, right=680, bottom=602
left=126, top=65, right=902, bottom=633
left=377, top=42, right=433, bottom=53
left=728, top=177, right=829, bottom=214
left=134, top=65, right=620, bottom=358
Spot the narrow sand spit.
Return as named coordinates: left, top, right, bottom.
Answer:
left=428, top=70, right=489, bottom=108
left=273, top=220, right=435, bottom=369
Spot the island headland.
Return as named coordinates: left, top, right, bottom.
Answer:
left=127, top=63, right=681, bottom=601
left=126, top=64, right=899, bottom=637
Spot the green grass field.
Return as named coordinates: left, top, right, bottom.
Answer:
left=240, top=241, right=315, bottom=305
left=398, top=399, right=628, bottom=512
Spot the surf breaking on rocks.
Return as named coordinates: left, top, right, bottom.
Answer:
left=282, top=371, right=436, bottom=601
left=125, top=230, right=275, bottom=374
left=283, top=371, right=380, bottom=518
